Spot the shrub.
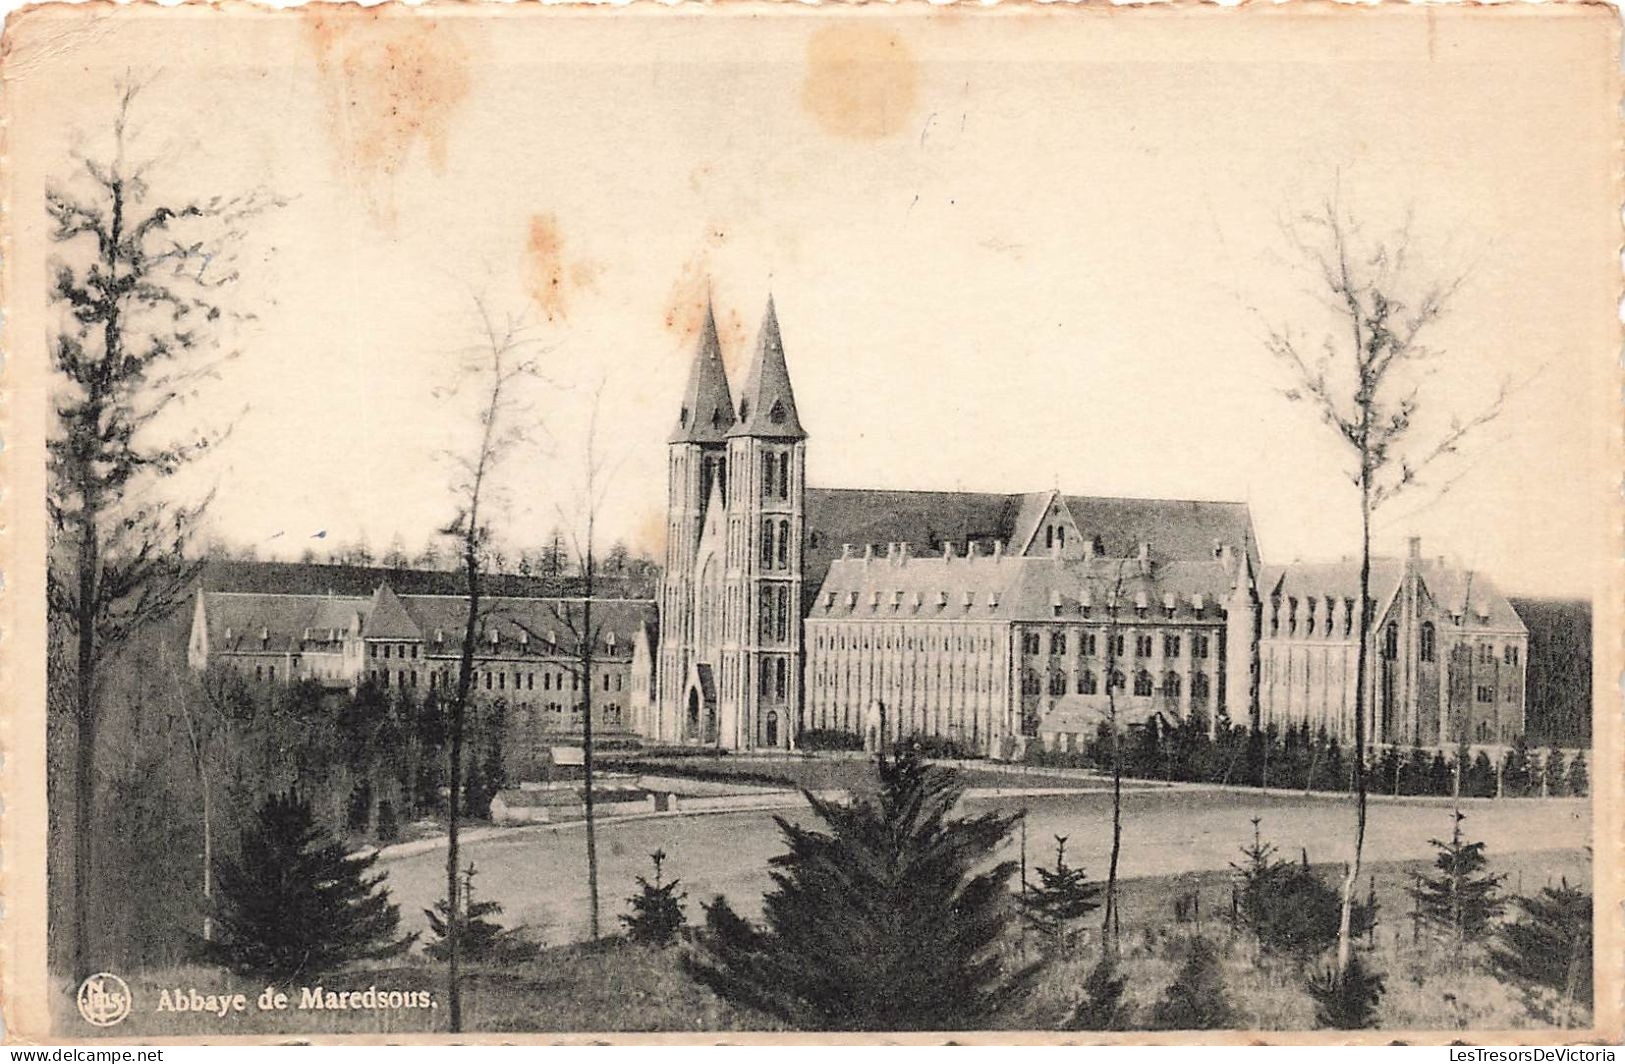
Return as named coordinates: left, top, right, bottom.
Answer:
left=1018, top=835, right=1101, bottom=951
left=207, top=792, right=415, bottom=982
left=1148, top=938, right=1235, bottom=1030
left=796, top=728, right=864, bottom=752
left=1492, top=878, right=1592, bottom=1026
left=1567, top=752, right=1588, bottom=797
left=1411, top=811, right=1505, bottom=946
left=1306, top=954, right=1385, bottom=1029
left=375, top=799, right=400, bottom=843
left=686, top=749, right=1034, bottom=1030
left=1066, top=955, right=1129, bottom=1031
left=424, top=862, right=541, bottom=966
left=1233, top=819, right=1374, bottom=963
left=621, top=849, right=688, bottom=947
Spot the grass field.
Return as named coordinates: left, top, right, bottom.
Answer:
left=378, top=787, right=1589, bottom=945
left=58, top=847, right=1591, bottom=1038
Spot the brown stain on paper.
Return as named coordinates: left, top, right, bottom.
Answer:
left=525, top=213, right=600, bottom=324
left=801, top=26, right=919, bottom=140
left=303, top=8, right=472, bottom=220
left=662, top=230, right=751, bottom=380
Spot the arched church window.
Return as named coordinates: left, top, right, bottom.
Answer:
left=1078, top=669, right=1097, bottom=695
left=778, top=452, right=790, bottom=499
left=1383, top=623, right=1399, bottom=661
left=761, top=521, right=775, bottom=567
left=1192, top=672, right=1210, bottom=703
left=1134, top=670, right=1154, bottom=696
left=762, top=460, right=774, bottom=500
left=777, top=519, right=790, bottom=569
left=1421, top=622, right=1436, bottom=663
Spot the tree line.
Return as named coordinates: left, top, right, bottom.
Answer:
left=1021, top=713, right=1589, bottom=800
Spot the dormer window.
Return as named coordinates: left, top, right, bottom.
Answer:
left=738, top=399, right=750, bottom=422
left=1163, top=592, right=1177, bottom=619
left=435, top=628, right=445, bottom=644
left=679, top=406, right=689, bottom=427
left=963, top=590, right=975, bottom=608
left=825, top=591, right=836, bottom=609
left=606, top=631, right=617, bottom=651
left=987, top=591, right=999, bottom=609
left=224, top=626, right=234, bottom=642
left=1050, top=590, right=1063, bottom=617
left=892, top=589, right=903, bottom=609
left=847, top=590, right=859, bottom=609
left=937, top=590, right=949, bottom=608
left=1192, top=593, right=1206, bottom=615
left=769, top=400, right=786, bottom=424
left=870, top=589, right=881, bottom=609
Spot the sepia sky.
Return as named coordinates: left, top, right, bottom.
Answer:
left=4, top=3, right=1616, bottom=597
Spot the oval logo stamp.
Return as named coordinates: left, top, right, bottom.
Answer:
left=76, top=973, right=133, bottom=1028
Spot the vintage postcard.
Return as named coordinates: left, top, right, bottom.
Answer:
left=0, top=0, right=1619, bottom=1045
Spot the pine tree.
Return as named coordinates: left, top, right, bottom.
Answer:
left=1468, top=751, right=1497, bottom=798
left=1019, top=835, right=1101, bottom=951
left=1491, top=878, right=1592, bottom=1026
left=686, top=749, right=1034, bottom=1030
left=621, top=849, right=688, bottom=947
left=1410, top=811, right=1505, bottom=946
left=1502, top=734, right=1533, bottom=796
left=425, top=863, right=540, bottom=966
left=1543, top=748, right=1567, bottom=798
left=1429, top=751, right=1453, bottom=798
left=1232, top=819, right=1373, bottom=962
left=1066, top=955, right=1128, bottom=1031
left=1306, top=953, right=1385, bottom=1029
left=1567, top=752, right=1588, bottom=797
left=206, top=792, right=416, bottom=982
left=1149, top=938, right=1236, bottom=1030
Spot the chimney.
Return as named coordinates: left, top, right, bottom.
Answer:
left=862, top=544, right=874, bottom=564
left=992, top=541, right=1004, bottom=561
left=841, top=543, right=853, bottom=559
left=897, top=542, right=911, bottom=565
left=943, top=542, right=955, bottom=561
left=968, top=542, right=981, bottom=560
left=1407, top=535, right=1422, bottom=561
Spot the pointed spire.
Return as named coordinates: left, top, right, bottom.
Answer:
left=670, top=298, right=736, bottom=445
left=728, top=294, right=807, bottom=440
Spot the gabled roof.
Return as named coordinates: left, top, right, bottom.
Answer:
left=1057, top=495, right=1258, bottom=568
left=727, top=296, right=806, bottom=440
left=1259, top=556, right=1525, bottom=633
left=198, top=591, right=371, bottom=654
left=669, top=301, right=736, bottom=445
left=365, top=583, right=422, bottom=640
left=809, top=551, right=1236, bottom=625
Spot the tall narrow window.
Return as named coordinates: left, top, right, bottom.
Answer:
left=1383, top=623, right=1399, bottom=661
left=776, top=657, right=787, bottom=699
left=1421, top=622, right=1436, bottom=663
left=761, top=521, right=774, bottom=567
left=762, top=459, right=774, bottom=500
left=777, top=519, right=790, bottom=569
left=776, top=586, right=790, bottom=641
left=778, top=452, right=790, bottom=500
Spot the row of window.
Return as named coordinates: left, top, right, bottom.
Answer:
left=1021, top=629, right=1211, bottom=660
left=1022, top=667, right=1212, bottom=701
left=367, top=667, right=625, bottom=694
left=814, top=627, right=998, bottom=655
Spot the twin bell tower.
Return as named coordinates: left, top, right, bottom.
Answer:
left=656, top=297, right=807, bottom=750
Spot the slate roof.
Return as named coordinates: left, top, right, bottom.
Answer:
left=1259, top=557, right=1525, bottom=632
left=802, top=487, right=1257, bottom=612
left=1056, top=495, right=1258, bottom=567
left=669, top=302, right=737, bottom=445
left=197, top=587, right=657, bottom=658
left=728, top=296, right=806, bottom=440
left=810, top=551, right=1238, bottom=625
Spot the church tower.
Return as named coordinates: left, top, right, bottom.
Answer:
left=658, top=303, right=734, bottom=744
left=720, top=297, right=807, bottom=750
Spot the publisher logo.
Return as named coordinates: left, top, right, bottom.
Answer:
left=77, top=972, right=132, bottom=1027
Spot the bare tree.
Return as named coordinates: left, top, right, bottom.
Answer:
left=542, top=383, right=622, bottom=942
left=1095, top=557, right=1133, bottom=956
left=1264, top=198, right=1512, bottom=981
left=46, top=77, right=278, bottom=978
left=435, top=295, right=545, bottom=1030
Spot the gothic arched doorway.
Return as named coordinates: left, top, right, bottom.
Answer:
left=765, top=711, right=779, bottom=748
left=685, top=688, right=700, bottom=741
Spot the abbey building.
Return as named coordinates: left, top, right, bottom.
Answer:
left=653, top=298, right=1528, bottom=756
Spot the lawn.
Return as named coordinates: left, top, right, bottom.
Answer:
left=377, top=786, right=1589, bottom=945
left=56, top=848, right=1593, bottom=1038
